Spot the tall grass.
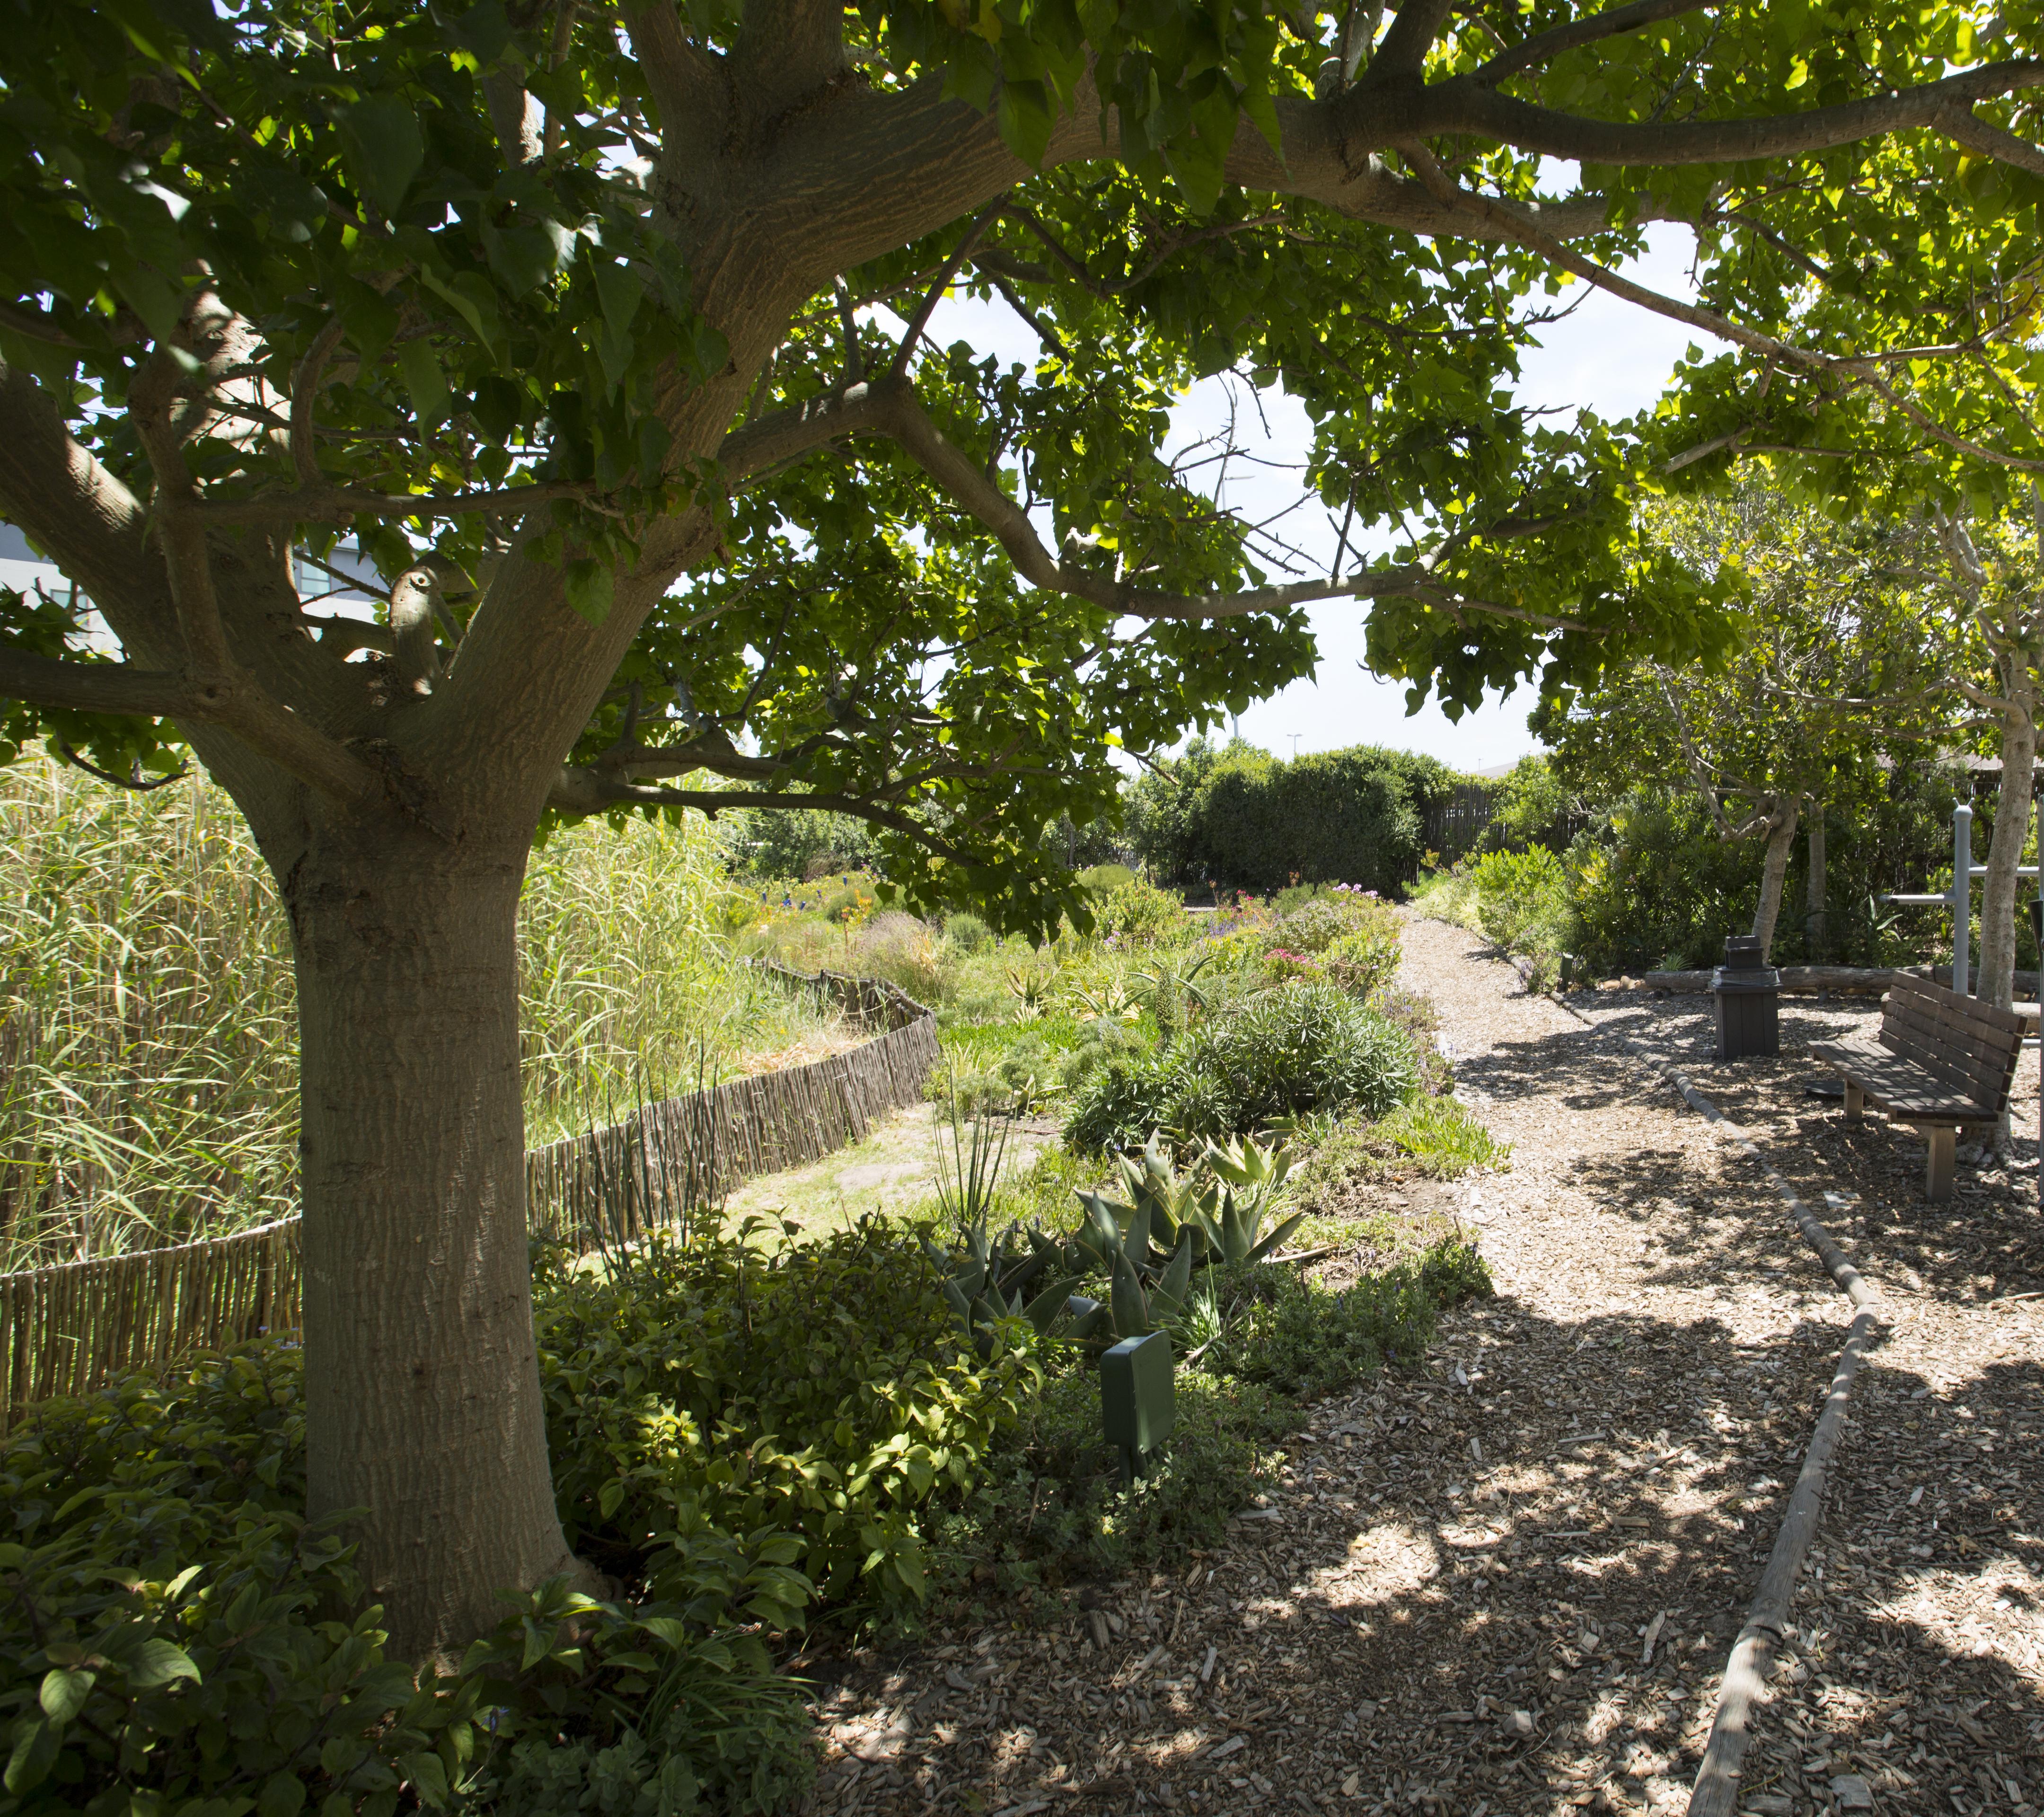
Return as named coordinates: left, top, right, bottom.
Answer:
left=0, top=763, right=299, bottom=1272
left=0, top=763, right=843, bottom=1270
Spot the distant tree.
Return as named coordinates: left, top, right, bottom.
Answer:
left=1537, top=488, right=1954, bottom=960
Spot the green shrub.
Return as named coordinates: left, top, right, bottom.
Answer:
left=0, top=1349, right=813, bottom=1817
left=1174, top=985, right=1418, bottom=1134
left=1470, top=847, right=1572, bottom=954
left=1064, top=1051, right=1178, bottom=1151
left=535, top=1222, right=1041, bottom=1614
left=1207, top=1237, right=1493, bottom=1397
left=1095, top=878, right=1187, bottom=945
left=943, top=911, right=993, bottom=953
left=1076, top=863, right=1137, bottom=895
left=1065, top=984, right=1419, bottom=1150
left=931, top=1364, right=1288, bottom=1591
left=1322, top=916, right=1402, bottom=998
left=1128, top=741, right=1454, bottom=895
left=1489, top=754, right=1573, bottom=850
left=481, top=1625, right=814, bottom=1817
left=1268, top=895, right=1365, bottom=953
left=1365, top=983, right=1449, bottom=1094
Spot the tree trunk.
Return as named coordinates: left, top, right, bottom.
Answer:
left=285, top=822, right=584, bottom=1659
left=1751, top=794, right=1802, bottom=963
left=1976, top=682, right=2037, bottom=1015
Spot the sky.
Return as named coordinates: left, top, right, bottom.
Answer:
left=922, top=215, right=1713, bottom=772
left=1220, top=222, right=1709, bottom=771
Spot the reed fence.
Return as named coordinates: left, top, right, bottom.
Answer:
left=0, top=964, right=937, bottom=1432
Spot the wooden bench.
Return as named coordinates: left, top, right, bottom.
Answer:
left=1809, top=976, right=2026, bottom=1200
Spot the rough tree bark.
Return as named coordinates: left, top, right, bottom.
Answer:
left=1806, top=809, right=1826, bottom=964
left=284, top=820, right=592, bottom=1650
left=1752, top=794, right=1802, bottom=963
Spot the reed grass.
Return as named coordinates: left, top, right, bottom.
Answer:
left=0, top=763, right=844, bottom=1269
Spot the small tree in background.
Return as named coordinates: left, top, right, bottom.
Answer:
left=1536, top=488, right=1955, bottom=961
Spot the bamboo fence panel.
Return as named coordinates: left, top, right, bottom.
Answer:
left=0, top=966, right=937, bottom=1432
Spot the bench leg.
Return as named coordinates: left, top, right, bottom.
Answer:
left=1920, top=1125, right=1956, bottom=1202
left=1843, top=1080, right=1864, bottom=1122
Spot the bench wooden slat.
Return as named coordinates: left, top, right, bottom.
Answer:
left=1812, top=977, right=2024, bottom=1201
left=1808, top=1039, right=1990, bottom=1118
left=1875, top=986, right=2024, bottom=1103
left=1885, top=973, right=2028, bottom=1035
left=1879, top=996, right=2024, bottom=1061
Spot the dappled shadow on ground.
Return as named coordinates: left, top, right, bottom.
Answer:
left=801, top=946, right=2042, bottom=1817
left=803, top=1285, right=2044, bottom=1817
left=1579, top=994, right=2044, bottom=1306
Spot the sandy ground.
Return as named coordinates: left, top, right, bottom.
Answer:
left=722, top=1104, right=1058, bottom=1238
left=797, top=919, right=2044, bottom=1817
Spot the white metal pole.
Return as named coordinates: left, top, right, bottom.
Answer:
left=1954, top=803, right=1974, bottom=996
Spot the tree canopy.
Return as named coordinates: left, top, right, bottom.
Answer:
left=7, top=0, right=2044, bottom=1650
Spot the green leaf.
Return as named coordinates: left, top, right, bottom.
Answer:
left=420, top=269, right=506, bottom=362
left=4, top=1719, right=58, bottom=1795
left=335, top=97, right=425, bottom=216
left=126, top=1640, right=200, bottom=1689
left=38, top=1667, right=93, bottom=1722
left=996, top=79, right=1054, bottom=169
left=449, top=0, right=512, bottom=66
left=564, top=558, right=614, bottom=626
left=401, top=1751, right=450, bottom=1812
left=258, top=1771, right=308, bottom=1817
left=396, top=340, right=449, bottom=431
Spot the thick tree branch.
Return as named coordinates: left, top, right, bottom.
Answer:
left=547, top=767, right=959, bottom=855
left=194, top=475, right=600, bottom=526
left=730, top=0, right=851, bottom=132
left=1408, top=59, right=2044, bottom=168
left=483, top=71, right=545, bottom=166
left=626, top=0, right=723, bottom=162
left=289, top=318, right=348, bottom=490
left=714, top=374, right=906, bottom=484
left=0, top=363, right=172, bottom=646
left=1362, top=0, right=1454, bottom=83
left=0, top=648, right=218, bottom=717
left=1936, top=102, right=2044, bottom=179
left=773, top=44, right=2044, bottom=300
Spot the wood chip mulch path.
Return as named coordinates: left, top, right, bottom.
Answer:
left=799, top=917, right=2044, bottom=1817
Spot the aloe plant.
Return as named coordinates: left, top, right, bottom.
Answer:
left=1188, top=1134, right=1305, bottom=1264
left=925, top=1215, right=1083, bottom=1351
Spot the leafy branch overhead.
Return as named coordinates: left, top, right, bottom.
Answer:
left=4, top=0, right=2044, bottom=922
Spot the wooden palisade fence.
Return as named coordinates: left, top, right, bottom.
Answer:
left=0, top=963, right=938, bottom=1433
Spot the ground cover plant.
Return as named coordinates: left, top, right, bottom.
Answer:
left=0, top=1345, right=818, bottom=1817
left=0, top=1149, right=1498, bottom=1814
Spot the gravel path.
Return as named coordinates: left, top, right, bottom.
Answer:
left=803, top=917, right=2044, bottom=1817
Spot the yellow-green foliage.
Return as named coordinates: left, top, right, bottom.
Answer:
left=0, top=764, right=840, bottom=1265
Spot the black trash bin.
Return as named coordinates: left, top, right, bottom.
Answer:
left=1711, top=935, right=1780, bottom=1059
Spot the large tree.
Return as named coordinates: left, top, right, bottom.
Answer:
left=3, top=0, right=2043, bottom=1652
